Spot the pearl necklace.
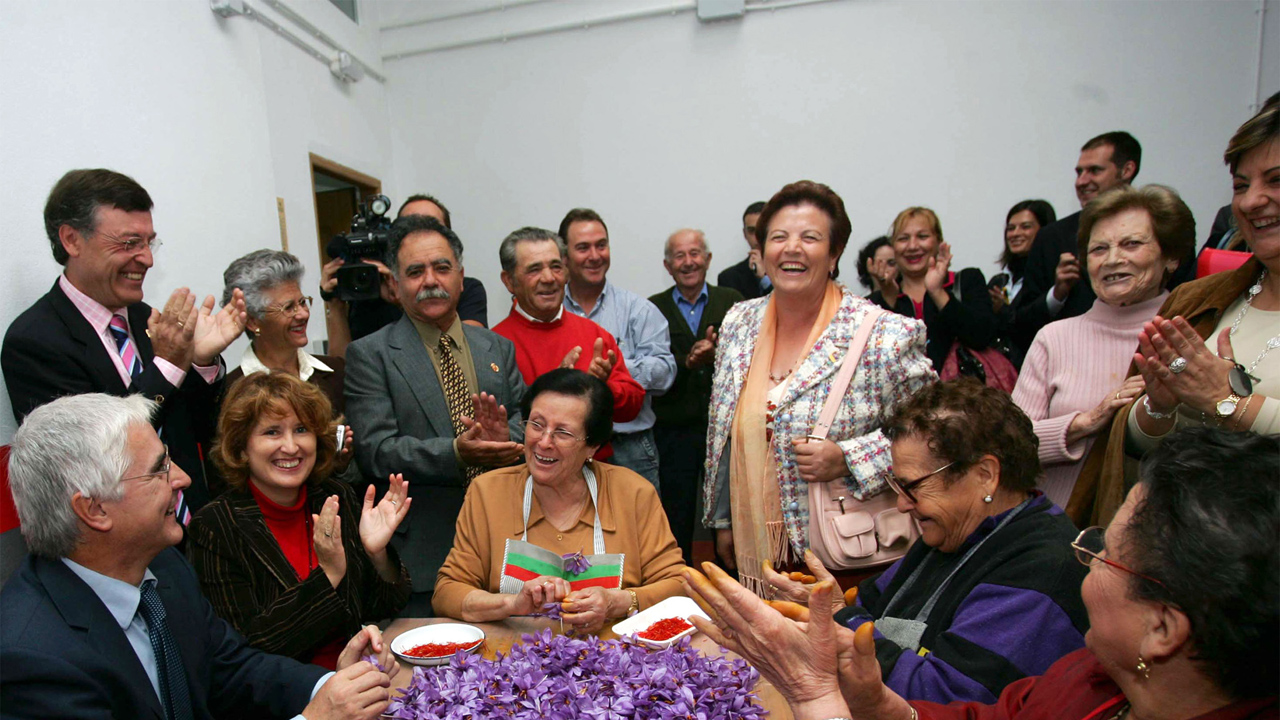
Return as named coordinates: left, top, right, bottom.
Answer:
left=1229, top=269, right=1280, bottom=375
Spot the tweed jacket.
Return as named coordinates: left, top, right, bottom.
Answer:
left=701, top=283, right=935, bottom=554
left=186, top=476, right=411, bottom=661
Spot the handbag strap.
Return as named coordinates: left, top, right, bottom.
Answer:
left=811, top=306, right=883, bottom=440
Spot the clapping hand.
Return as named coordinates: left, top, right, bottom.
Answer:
left=149, top=288, right=200, bottom=369
left=456, top=393, right=523, bottom=467
left=683, top=563, right=850, bottom=717
left=313, top=495, right=348, bottom=589
left=1136, top=316, right=1236, bottom=416
left=359, top=473, right=410, bottom=560
left=192, top=288, right=247, bottom=366
left=586, top=338, right=618, bottom=381
left=923, top=242, right=953, bottom=299
left=686, top=326, right=718, bottom=368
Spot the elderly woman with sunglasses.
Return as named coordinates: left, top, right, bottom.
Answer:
left=433, top=369, right=686, bottom=634
left=685, top=426, right=1279, bottom=720
left=221, top=250, right=357, bottom=480
left=760, top=379, right=1088, bottom=704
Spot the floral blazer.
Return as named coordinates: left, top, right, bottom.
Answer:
left=701, top=284, right=935, bottom=555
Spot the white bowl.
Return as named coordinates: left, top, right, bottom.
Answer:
left=390, top=623, right=486, bottom=667
left=611, top=596, right=710, bottom=649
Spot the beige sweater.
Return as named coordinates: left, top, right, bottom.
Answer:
left=433, top=460, right=687, bottom=619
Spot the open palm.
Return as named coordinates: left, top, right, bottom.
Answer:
left=359, top=473, right=410, bottom=558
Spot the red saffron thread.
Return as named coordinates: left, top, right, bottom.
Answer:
left=638, top=617, right=693, bottom=641
left=403, top=641, right=476, bottom=658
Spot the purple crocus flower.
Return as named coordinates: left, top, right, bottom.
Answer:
left=562, top=550, right=592, bottom=576
left=387, top=629, right=761, bottom=718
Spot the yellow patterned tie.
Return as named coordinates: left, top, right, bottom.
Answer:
left=438, top=335, right=483, bottom=482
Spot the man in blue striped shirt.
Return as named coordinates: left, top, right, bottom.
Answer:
left=558, top=208, right=676, bottom=489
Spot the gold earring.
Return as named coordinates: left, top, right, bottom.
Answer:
left=1136, top=655, right=1151, bottom=679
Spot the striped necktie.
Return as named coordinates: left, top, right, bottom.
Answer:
left=109, top=313, right=190, bottom=526
left=138, top=579, right=194, bottom=720
left=108, top=313, right=143, bottom=381
left=438, top=335, right=482, bottom=482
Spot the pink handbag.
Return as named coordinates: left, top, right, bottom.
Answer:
left=806, top=307, right=919, bottom=570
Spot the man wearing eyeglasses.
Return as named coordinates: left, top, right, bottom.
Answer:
left=2, top=393, right=394, bottom=719
left=2, top=168, right=246, bottom=519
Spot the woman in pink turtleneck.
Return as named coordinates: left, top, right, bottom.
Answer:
left=1013, top=184, right=1195, bottom=508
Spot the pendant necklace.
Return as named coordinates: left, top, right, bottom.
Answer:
left=1229, top=269, right=1280, bottom=374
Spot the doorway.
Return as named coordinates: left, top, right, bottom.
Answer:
left=310, top=153, right=381, bottom=356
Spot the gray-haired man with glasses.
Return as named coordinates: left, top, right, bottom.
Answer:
left=1, top=393, right=395, bottom=719
left=3, top=168, right=247, bottom=518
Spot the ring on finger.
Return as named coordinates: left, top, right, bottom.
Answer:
left=1169, top=356, right=1189, bottom=374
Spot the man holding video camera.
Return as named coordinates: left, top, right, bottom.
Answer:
left=321, top=194, right=488, bottom=357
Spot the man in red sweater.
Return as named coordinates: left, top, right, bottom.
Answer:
left=492, top=227, right=644, bottom=428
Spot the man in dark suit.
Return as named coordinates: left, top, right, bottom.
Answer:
left=650, top=229, right=742, bottom=564
left=344, top=215, right=526, bottom=616
left=716, top=201, right=770, bottom=302
left=1, top=393, right=393, bottom=719
left=2, top=169, right=246, bottom=518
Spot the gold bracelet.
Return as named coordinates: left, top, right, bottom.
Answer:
left=1233, top=394, right=1256, bottom=431
left=626, top=589, right=639, bottom=616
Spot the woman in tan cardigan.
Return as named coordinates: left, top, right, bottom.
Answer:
left=434, top=369, right=685, bottom=633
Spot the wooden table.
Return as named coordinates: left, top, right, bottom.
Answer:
left=382, top=617, right=794, bottom=719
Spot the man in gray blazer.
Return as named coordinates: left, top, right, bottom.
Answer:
left=345, top=215, right=526, bottom=616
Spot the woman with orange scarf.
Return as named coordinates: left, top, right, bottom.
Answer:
left=702, top=181, right=935, bottom=594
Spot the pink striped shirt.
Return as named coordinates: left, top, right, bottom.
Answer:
left=59, top=275, right=220, bottom=388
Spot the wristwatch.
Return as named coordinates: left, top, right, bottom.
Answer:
left=1215, top=393, right=1243, bottom=419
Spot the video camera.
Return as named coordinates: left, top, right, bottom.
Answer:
left=325, top=194, right=393, bottom=302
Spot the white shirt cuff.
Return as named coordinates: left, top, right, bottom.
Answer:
left=293, top=672, right=335, bottom=720
left=1045, top=286, right=1065, bottom=317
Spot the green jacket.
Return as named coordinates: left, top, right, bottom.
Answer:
left=648, top=284, right=743, bottom=427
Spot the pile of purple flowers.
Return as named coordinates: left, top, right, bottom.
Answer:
left=385, top=628, right=764, bottom=720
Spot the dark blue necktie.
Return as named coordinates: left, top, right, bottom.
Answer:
left=138, top=580, right=194, bottom=720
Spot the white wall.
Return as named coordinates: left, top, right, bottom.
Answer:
left=1, top=0, right=1276, bottom=444
left=385, top=0, right=1277, bottom=308
left=0, top=0, right=392, bottom=442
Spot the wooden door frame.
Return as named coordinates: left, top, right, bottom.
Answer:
left=309, top=153, right=382, bottom=357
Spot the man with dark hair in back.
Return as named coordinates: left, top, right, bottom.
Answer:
left=717, top=201, right=770, bottom=301
left=325, top=193, right=489, bottom=348
left=1011, top=132, right=1195, bottom=346
left=2, top=168, right=247, bottom=518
